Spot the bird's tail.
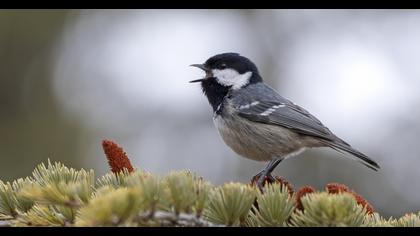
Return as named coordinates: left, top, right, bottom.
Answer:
left=322, top=140, right=380, bottom=171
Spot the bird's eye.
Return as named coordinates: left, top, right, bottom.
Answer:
left=220, top=64, right=227, bottom=69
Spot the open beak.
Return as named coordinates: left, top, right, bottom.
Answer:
left=189, top=64, right=210, bottom=83
left=190, top=64, right=207, bottom=71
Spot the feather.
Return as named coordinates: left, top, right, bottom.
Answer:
left=233, top=83, right=380, bottom=170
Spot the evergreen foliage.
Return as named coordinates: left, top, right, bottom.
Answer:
left=0, top=160, right=418, bottom=227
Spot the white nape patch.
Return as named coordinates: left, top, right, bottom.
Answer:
left=212, top=69, right=252, bottom=90
left=238, top=101, right=260, bottom=110
left=260, top=104, right=285, bottom=116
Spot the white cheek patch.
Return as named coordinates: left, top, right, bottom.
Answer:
left=213, top=69, right=252, bottom=90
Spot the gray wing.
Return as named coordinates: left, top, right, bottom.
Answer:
left=231, top=83, right=380, bottom=170
left=236, top=99, right=340, bottom=142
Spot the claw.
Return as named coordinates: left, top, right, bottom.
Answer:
left=251, top=172, right=276, bottom=192
left=251, top=159, right=284, bottom=192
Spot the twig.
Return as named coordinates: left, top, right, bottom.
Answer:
left=136, top=211, right=225, bottom=227
left=0, top=220, right=11, bottom=227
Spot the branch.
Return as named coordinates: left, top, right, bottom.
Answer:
left=137, top=211, right=225, bottom=227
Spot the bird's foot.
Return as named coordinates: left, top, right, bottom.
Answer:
left=251, top=173, right=295, bottom=195
left=251, top=171, right=276, bottom=192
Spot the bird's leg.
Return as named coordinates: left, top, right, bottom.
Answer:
left=253, top=158, right=283, bottom=191
left=251, top=170, right=275, bottom=183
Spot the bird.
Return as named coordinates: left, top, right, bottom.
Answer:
left=190, top=52, right=380, bottom=190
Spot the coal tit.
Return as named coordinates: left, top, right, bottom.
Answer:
left=190, top=52, right=380, bottom=189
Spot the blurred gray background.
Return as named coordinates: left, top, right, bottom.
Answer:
left=1, top=9, right=419, bottom=217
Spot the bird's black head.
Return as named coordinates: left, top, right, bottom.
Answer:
left=190, top=53, right=262, bottom=112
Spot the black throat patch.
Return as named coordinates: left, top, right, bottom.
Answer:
left=201, top=78, right=230, bottom=114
